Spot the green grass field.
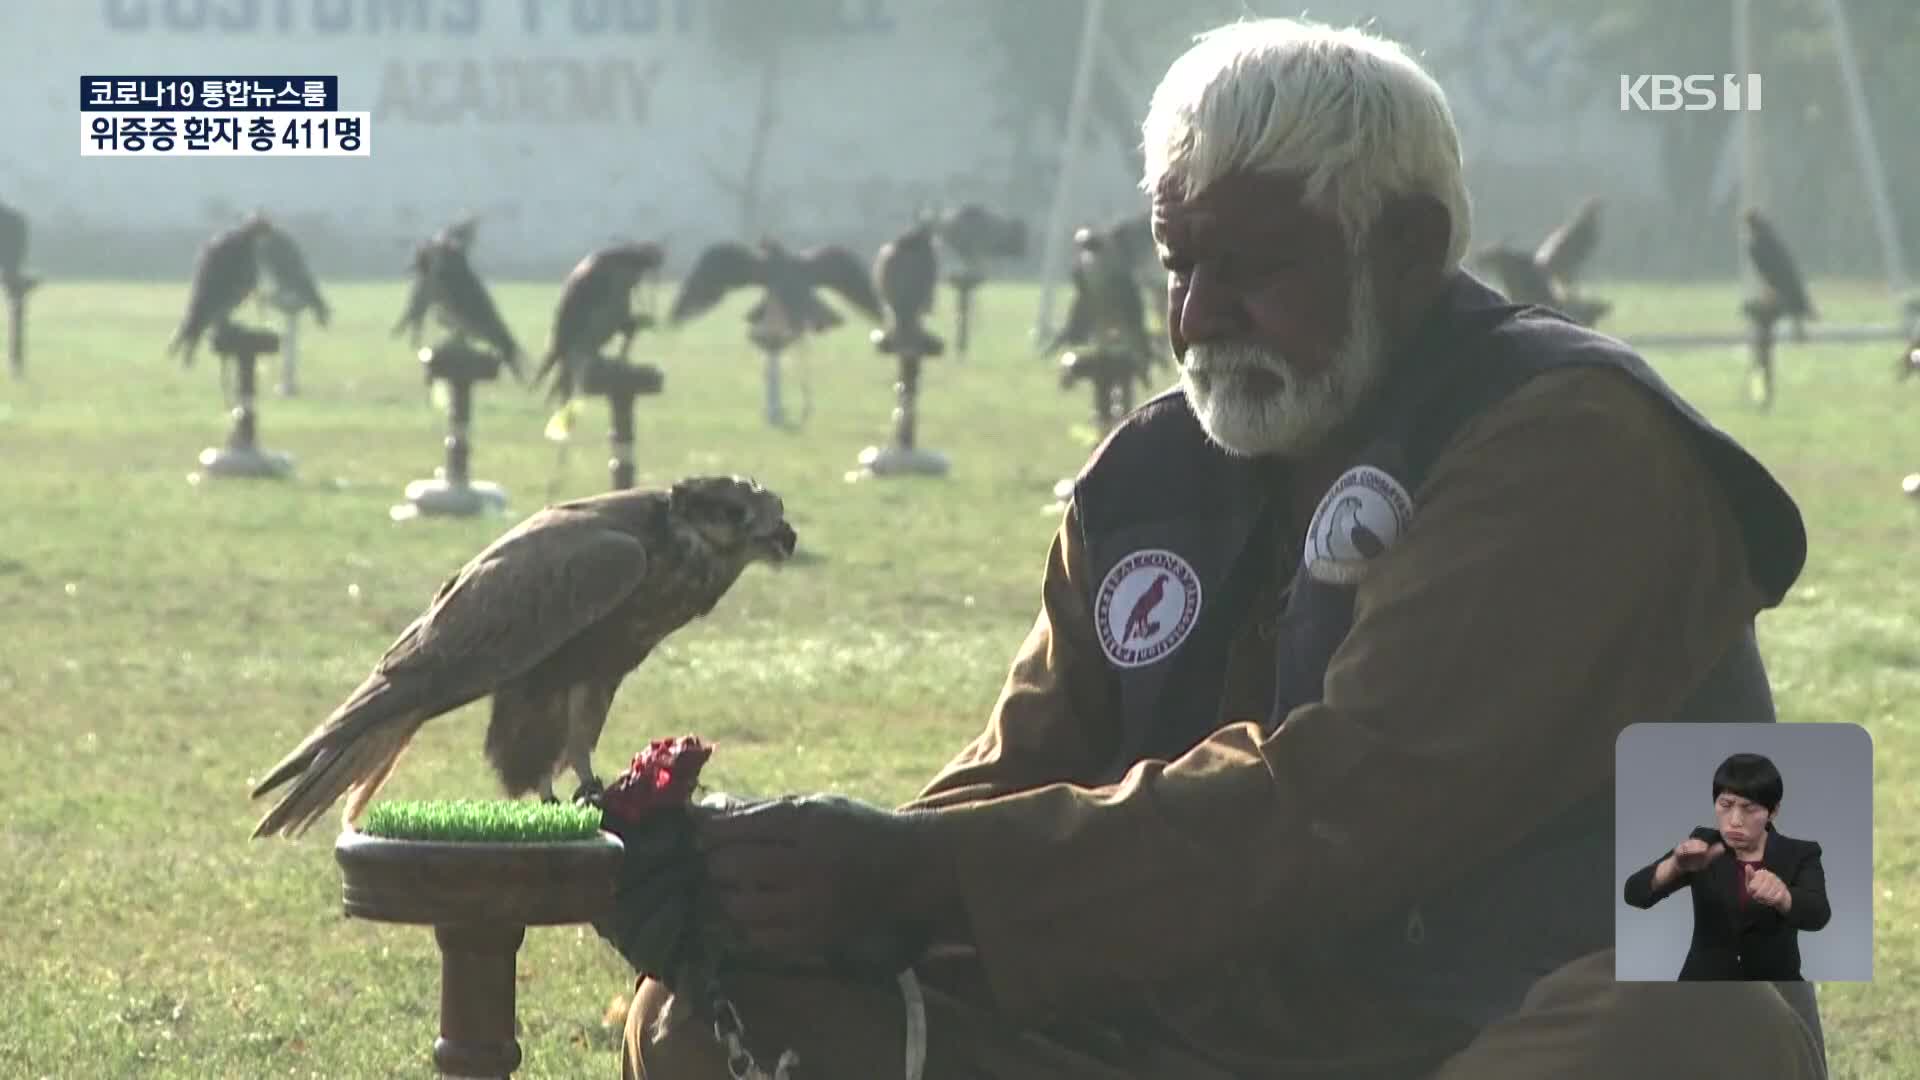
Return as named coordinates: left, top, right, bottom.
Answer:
left=1, top=278, right=1915, bottom=1077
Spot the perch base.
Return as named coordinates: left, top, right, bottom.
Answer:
left=849, top=445, right=950, bottom=480
left=392, top=476, right=509, bottom=521
left=192, top=445, right=295, bottom=480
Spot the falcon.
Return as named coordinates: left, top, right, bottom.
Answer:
left=669, top=238, right=881, bottom=342
left=0, top=198, right=28, bottom=289
left=1473, top=243, right=1609, bottom=327
left=933, top=203, right=1026, bottom=267
left=535, top=242, right=666, bottom=407
left=1534, top=197, right=1601, bottom=297
left=1474, top=243, right=1557, bottom=307
left=255, top=222, right=330, bottom=327
left=392, top=215, right=479, bottom=346
left=1049, top=224, right=1154, bottom=361
left=168, top=213, right=273, bottom=369
left=870, top=219, right=943, bottom=357
left=248, top=475, right=798, bottom=838
left=1742, top=208, right=1816, bottom=341
left=399, top=240, right=524, bottom=379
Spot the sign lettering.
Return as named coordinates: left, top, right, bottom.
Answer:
left=103, top=0, right=889, bottom=35
left=375, top=56, right=666, bottom=126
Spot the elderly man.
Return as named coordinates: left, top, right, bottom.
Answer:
left=623, top=18, right=1826, bottom=1079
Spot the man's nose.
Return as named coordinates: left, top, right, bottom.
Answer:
left=1177, top=265, right=1249, bottom=346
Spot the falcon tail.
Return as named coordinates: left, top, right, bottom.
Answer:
left=249, top=704, right=424, bottom=839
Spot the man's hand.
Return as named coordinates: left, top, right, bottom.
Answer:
left=1671, top=836, right=1726, bottom=873
left=1747, top=867, right=1793, bottom=911
left=695, top=795, right=961, bottom=977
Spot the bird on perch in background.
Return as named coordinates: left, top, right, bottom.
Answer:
left=1472, top=241, right=1611, bottom=328
left=870, top=218, right=944, bottom=357
left=668, top=238, right=882, bottom=348
left=1742, top=208, right=1817, bottom=342
left=400, top=240, right=525, bottom=381
left=248, top=475, right=798, bottom=838
left=1049, top=223, right=1156, bottom=363
left=254, top=221, right=330, bottom=329
left=933, top=203, right=1026, bottom=272
left=1533, top=196, right=1601, bottom=298
left=535, top=242, right=666, bottom=409
left=392, top=214, right=480, bottom=347
left=167, top=213, right=274, bottom=370
left=0, top=197, right=31, bottom=292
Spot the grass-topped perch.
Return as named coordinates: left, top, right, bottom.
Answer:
left=359, top=799, right=604, bottom=843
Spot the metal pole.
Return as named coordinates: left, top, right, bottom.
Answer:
left=1032, top=0, right=1107, bottom=345
left=1733, top=0, right=1757, bottom=293
left=1819, top=0, right=1911, bottom=302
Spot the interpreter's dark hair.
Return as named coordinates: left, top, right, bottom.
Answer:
left=1712, top=753, right=1783, bottom=815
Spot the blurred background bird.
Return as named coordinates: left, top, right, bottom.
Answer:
left=255, top=222, right=330, bottom=330
left=167, top=213, right=274, bottom=390
left=400, top=240, right=525, bottom=381
left=1743, top=207, right=1817, bottom=341
left=1474, top=239, right=1612, bottom=328
left=668, top=238, right=881, bottom=343
left=392, top=214, right=480, bottom=347
left=870, top=219, right=944, bottom=357
left=536, top=242, right=667, bottom=409
left=1534, top=196, right=1602, bottom=298
left=0, top=197, right=31, bottom=292
left=1049, top=223, right=1155, bottom=361
left=933, top=202, right=1026, bottom=269
left=248, top=475, right=798, bottom=838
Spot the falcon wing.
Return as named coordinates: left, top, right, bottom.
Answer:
left=669, top=242, right=764, bottom=325
left=798, top=244, right=883, bottom=323
left=1534, top=199, right=1599, bottom=284
left=434, top=247, right=525, bottom=377
left=168, top=228, right=259, bottom=366
left=248, top=510, right=655, bottom=837
left=538, top=255, right=627, bottom=404
left=257, top=226, right=331, bottom=327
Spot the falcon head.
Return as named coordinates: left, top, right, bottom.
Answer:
left=668, top=475, right=798, bottom=564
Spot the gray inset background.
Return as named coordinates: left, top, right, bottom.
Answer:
left=1615, top=722, right=1874, bottom=982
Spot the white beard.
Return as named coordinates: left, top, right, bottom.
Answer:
left=1178, top=273, right=1387, bottom=458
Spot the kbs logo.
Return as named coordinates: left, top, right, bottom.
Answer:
left=1619, top=74, right=1762, bottom=112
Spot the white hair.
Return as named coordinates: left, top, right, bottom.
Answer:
left=1141, top=17, right=1472, bottom=268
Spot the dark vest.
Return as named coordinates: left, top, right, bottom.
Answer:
left=1070, top=273, right=1824, bottom=1064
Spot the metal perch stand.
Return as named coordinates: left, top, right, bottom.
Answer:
left=1742, top=297, right=1783, bottom=411
left=853, top=338, right=950, bottom=479
left=1047, top=346, right=1145, bottom=509
left=392, top=341, right=510, bottom=520
left=948, top=267, right=983, bottom=361
left=192, top=322, right=294, bottom=480
left=583, top=359, right=665, bottom=490
left=3, top=274, right=34, bottom=379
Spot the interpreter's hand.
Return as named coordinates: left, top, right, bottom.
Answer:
left=1671, top=836, right=1726, bottom=873
left=1747, top=867, right=1793, bottom=911
left=696, top=795, right=948, bottom=978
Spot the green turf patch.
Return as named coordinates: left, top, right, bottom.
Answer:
left=358, top=799, right=603, bottom=842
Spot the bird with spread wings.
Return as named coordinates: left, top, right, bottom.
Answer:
left=535, top=241, right=666, bottom=409
left=669, top=238, right=881, bottom=344
left=249, top=475, right=797, bottom=838
left=1533, top=196, right=1601, bottom=299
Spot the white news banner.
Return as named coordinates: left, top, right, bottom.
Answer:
left=81, top=111, right=371, bottom=156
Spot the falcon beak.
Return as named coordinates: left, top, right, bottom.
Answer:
left=760, top=521, right=798, bottom=562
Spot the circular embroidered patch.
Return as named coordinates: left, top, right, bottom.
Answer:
left=1095, top=548, right=1202, bottom=669
left=1303, top=465, right=1414, bottom=585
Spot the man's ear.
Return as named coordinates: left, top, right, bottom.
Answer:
left=1368, top=193, right=1450, bottom=326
